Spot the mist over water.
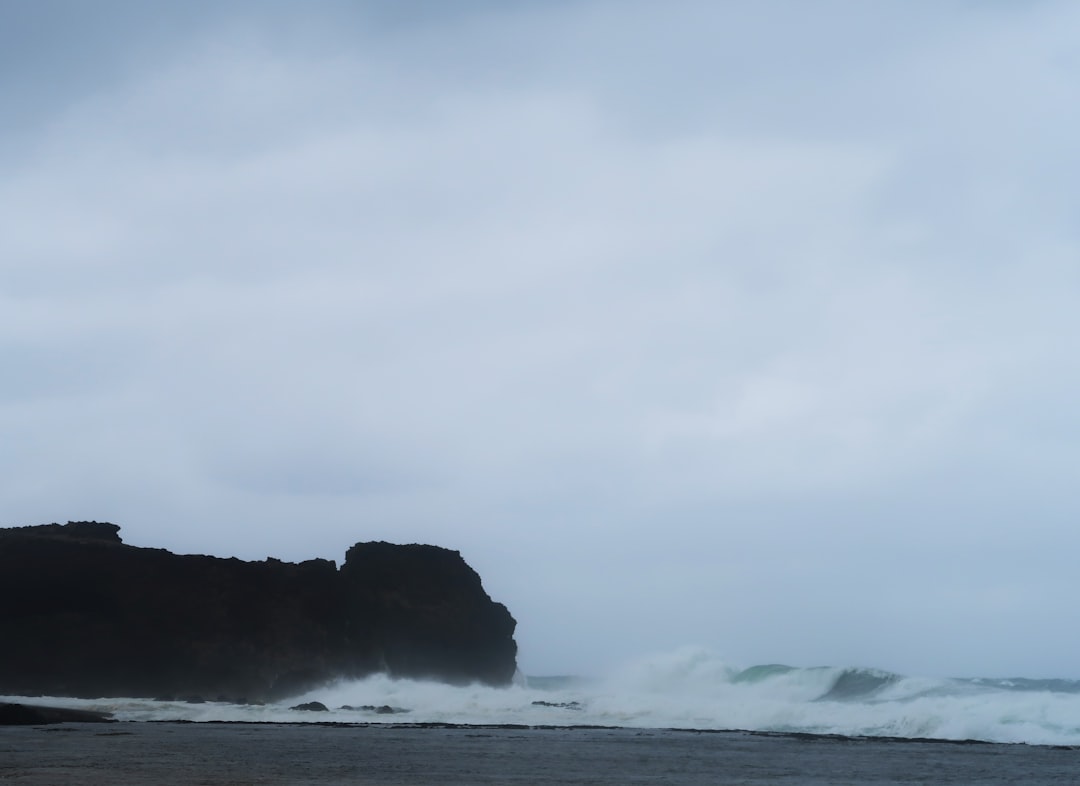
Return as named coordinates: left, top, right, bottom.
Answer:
left=11, top=648, right=1080, bottom=746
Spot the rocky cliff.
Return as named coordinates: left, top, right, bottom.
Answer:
left=0, top=522, right=517, bottom=702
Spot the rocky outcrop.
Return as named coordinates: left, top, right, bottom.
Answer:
left=0, top=522, right=517, bottom=702
left=0, top=702, right=114, bottom=725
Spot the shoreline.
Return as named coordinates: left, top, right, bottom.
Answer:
left=3, top=719, right=1076, bottom=786
left=3, top=701, right=1073, bottom=750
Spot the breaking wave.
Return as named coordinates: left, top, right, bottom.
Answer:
left=9, top=647, right=1080, bottom=746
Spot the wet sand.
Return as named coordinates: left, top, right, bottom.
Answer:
left=1, top=722, right=1076, bottom=785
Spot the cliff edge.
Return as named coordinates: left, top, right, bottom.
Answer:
left=0, top=522, right=517, bottom=702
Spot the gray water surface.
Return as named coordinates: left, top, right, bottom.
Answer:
left=1, top=722, right=1076, bottom=785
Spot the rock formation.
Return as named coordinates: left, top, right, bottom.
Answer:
left=0, top=522, right=517, bottom=702
left=0, top=702, right=114, bottom=725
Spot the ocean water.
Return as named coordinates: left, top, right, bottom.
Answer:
left=7, top=648, right=1080, bottom=747
left=5, top=723, right=1077, bottom=785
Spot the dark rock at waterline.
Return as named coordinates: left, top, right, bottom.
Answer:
left=0, top=521, right=517, bottom=702
left=0, top=702, right=114, bottom=725
left=290, top=702, right=329, bottom=712
left=531, top=700, right=582, bottom=710
left=341, top=704, right=407, bottom=714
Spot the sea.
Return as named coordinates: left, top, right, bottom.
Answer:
left=6, top=647, right=1080, bottom=746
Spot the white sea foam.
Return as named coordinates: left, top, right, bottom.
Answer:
left=8, top=647, right=1080, bottom=745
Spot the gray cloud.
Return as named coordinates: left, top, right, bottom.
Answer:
left=3, top=0, right=1080, bottom=678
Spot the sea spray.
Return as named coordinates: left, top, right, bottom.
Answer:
left=7, top=647, right=1080, bottom=745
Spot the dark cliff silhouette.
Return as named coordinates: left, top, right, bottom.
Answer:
left=0, top=522, right=517, bottom=702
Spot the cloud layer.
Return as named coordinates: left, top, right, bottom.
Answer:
left=3, top=0, right=1080, bottom=677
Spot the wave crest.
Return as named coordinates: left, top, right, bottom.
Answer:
left=11, top=648, right=1080, bottom=746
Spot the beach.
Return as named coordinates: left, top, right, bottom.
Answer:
left=2, top=722, right=1076, bottom=785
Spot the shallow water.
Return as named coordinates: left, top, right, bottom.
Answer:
left=1, top=723, right=1077, bottom=785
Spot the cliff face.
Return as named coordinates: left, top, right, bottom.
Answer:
left=0, top=522, right=517, bottom=702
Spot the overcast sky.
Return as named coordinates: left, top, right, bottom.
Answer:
left=3, top=0, right=1080, bottom=679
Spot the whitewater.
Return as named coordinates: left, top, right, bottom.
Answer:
left=8, top=648, right=1080, bottom=746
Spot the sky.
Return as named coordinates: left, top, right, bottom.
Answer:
left=3, top=0, right=1080, bottom=680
